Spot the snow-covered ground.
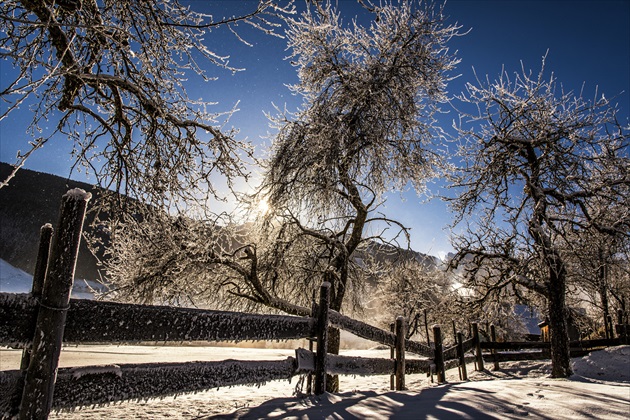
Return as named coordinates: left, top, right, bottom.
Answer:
left=2, top=345, right=628, bottom=419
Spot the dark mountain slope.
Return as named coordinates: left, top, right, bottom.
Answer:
left=0, top=162, right=441, bottom=286
left=0, top=162, right=102, bottom=281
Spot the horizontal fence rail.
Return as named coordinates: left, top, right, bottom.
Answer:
left=1, top=358, right=297, bottom=411
left=329, top=310, right=396, bottom=348
left=477, top=337, right=626, bottom=364
left=296, top=348, right=395, bottom=376
left=327, top=309, right=433, bottom=357
left=479, top=338, right=623, bottom=352
left=442, top=344, right=459, bottom=361
left=490, top=352, right=550, bottom=363
left=445, top=356, right=477, bottom=371
left=568, top=337, right=625, bottom=350
left=406, top=359, right=433, bottom=375
left=0, top=293, right=316, bottom=346
left=461, top=337, right=476, bottom=353
left=405, top=338, right=433, bottom=358
left=479, top=341, right=551, bottom=350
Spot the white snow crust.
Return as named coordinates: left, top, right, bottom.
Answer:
left=63, top=188, right=92, bottom=201
left=69, top=364, right=122, bottom=380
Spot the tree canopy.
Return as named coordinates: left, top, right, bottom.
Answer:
left=264, top=0, right=459, bottom=218
left=1, top=0, right=293, bottom=209
left=99, top=1, right=461, bottom=392
left=447, top=59, right=630, bottom=377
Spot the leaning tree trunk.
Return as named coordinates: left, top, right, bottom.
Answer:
left=546, top=255, right=572, bottom=378
left=597, top=251, right=611, bottom=339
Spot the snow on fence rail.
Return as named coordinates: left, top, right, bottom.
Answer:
left=2, top=358, right=297, bottom=412
left=0, top=293, right=316, bottom=345
left=328, top=309, right=433, bottom=358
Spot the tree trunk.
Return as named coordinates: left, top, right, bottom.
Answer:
left=528, top=188, right=572, bottom=378
left=326, top=264, right=348, bottom=393
left=597, top=252, right=610, bottom=339
left=547, top=265, right=572, bottom=378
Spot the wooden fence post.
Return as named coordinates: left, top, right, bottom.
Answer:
left=394, top=317, right=406, bottom=391
left=457, top=331, right=468, bottom=381
left=472, top=322, right=484, bottom=371
left=314, top=281, right=331, bottom=395
left=21, top=223, right=54, bottom=371
left=9, top=224, right=54, bottom=416
left=390, top=322, right=395, bottom=390
left=490, top=324, right=499, bottom=371
left=19, top=189, right=91, bottom=420
left=433, top=324, right=445, bottom=383
left=30, top=223, right=54, bottom=301
left=424, top=309, right=431, bottom=348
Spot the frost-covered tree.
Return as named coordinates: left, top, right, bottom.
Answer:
left=374, top=255, right=533, bottom=345
left=253, top=0, right=459, bottom=390
left=100, top=209, right=327, bottom=317
left=562, top=201, right=630, bottom=337
left=374, top=258, right=459, bottom=342
left=449, top=252, right=550, bottom=341
left=1, top=0, right=293, bottom=209
left=447, top=60, right=630, bottom=377
left=101, top=0, right=459, bottom=392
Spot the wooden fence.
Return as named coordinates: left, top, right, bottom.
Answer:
left=0, top=281, right=457, bottom=417
left=1, top=190, right=627, bottom=419
left=479, top=335, right=628, bottom=370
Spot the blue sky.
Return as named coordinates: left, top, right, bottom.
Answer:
left=1, top=0, right=629, bottom=258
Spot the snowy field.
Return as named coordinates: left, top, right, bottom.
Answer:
left=1, top=259, right=629, bottom=418
left=1, top=344, right=629, bottom=419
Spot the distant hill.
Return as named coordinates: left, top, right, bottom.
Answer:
left=0, top=162, right=440, bottom=286
left=0, top=162, right=102, bottom=281
left=364, top=240, right=440, bottom=269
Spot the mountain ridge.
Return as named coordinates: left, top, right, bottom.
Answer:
left=0, top=162, right=440, bottom=284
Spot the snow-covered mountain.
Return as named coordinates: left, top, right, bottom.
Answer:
left=0, top=258, right=32, bottom=293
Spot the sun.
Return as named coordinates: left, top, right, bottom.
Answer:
left=256, top=198, right=270, bottom=216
